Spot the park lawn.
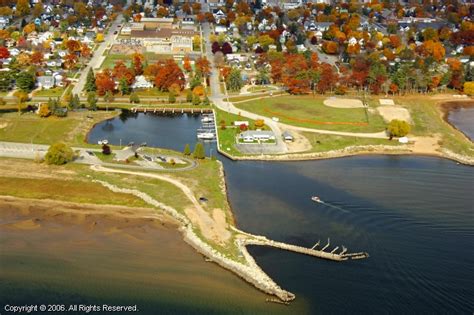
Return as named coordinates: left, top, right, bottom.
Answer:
left=100, top=53, right=175, bottom=69
left=234, top=95, right=387, bottom=133
left=32, top=87, right=65, bottom=97
left=227, top=92, right=287, bottom=103
left=302, top=132, right=403, bottom=153
left=0, top=111, right=116, bottom=147
left=134, top=88, right=172, bottom=97
left=0, top=176, right=151, bottom=208
left=393, top=96, right=474, bottom=158
left=248, top=85, right=276, bottom=93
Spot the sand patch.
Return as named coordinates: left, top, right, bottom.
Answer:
left=285, top=130, right=312, bottom=153
left=379, top=99, right=394, bottom=105
left=0, top=122, right=8, bottom=129
left=377, top=106, right=412, bottom=123
left=324, top=98, right=364, bottom=108
left=410, top=135, right=441, bottom=154
left=7, top=219, right=41, bottom=230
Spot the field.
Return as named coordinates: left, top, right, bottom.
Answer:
left=234, top=95, right=386, bottom=132
left=32, top=87, right=65, bottom=97
left=100, top=52, right=186, bottom=70
left=0, top=111, right=115, bottom=146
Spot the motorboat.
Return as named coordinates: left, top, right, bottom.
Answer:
left=201, top=117, right=214, bottom=123
left=311, top=196, right=322, bottom=203
left=197, top=132, right=215, bottom=140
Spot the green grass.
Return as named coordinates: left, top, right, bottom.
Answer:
left=227, top=92, right=287, bottom=103
left=94, top=152, right=116, bottom=163
left=234, top=95, right=386, bottom=133
left=0, top=176, right=151, bottom=208
left=32, top=87, right=65, bottom=97
left=134, top=88, right=173, bottom=97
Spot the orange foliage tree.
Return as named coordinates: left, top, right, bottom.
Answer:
left=95, top=70, right=115, bottom=96
left=154, top=60, right=185, bottom=91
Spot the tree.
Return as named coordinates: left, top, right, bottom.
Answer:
left=15, top=0, right=30, bottom=17
left=0, top=71, right=13, bottom=92
left=387, top=119, right=410, bottom=138
left=154, top=59, right=185, bottom=91
left=32, top=2, right=43, bottom=17
left=45, top=142, right=74, bottom=165
left=102, top=144, right=111, bottom=155
left=183, top=55, right=192, bottom=73
left=30, top=51, right=43, bottom=65
left=95, top=70, right=115, bottom=96
left=168, top=91, right=176, bottom=103
left=118, top=77, right=131, bottom=95
left=68, top=94, right=80, bottom=110
left=183, top=144, right=191, bottom=156
left=322, top=41, right=338, bottom=54
left=193, top=142, right=205, bottom=159
left=226, top=68, right=243, bottom=92
left=16, top=72, right=35, bottom=91
left=13, top=90, right=28, bottom=114
left=85, top=68, right=96, bottom=92
left=87, top=92, right=97, bottom=110
left=202, top=95, right=210, bottom=106
left=195, top=57, right=211, bottom=78
left=192, top=94, right=201, bottom=106
left=186, top=90, right=193, bottom=103
left=95, top=33, right=104, bottom=43
left=131, top=53, right=144, bottom=75
left=129, top=92, right=140, bottom=104
left=464, top=82, right=474, bottom=95
left=0, top=46, right=10, bottom=59
left=38, top=104, right=51, bottom=117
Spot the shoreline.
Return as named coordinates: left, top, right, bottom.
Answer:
left=439, top=100, right=474, bottom=143
left=217, top=144, right=474, bottom=166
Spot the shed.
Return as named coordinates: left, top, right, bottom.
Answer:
left=282, top=131, right=294, bottom=142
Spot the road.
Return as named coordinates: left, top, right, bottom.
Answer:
left=201, top=21, right=288, bottom=154
left=71, top=1, right=131, bottom=96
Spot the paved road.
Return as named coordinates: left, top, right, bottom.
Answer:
left=0, top=141, right=197, bottom=172
left=202, top=22, right=289, bottom=154
left=71, top=0, right=131, bottom=96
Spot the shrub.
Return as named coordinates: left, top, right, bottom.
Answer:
left=387, top=119, right=410, bottom=138
left=38, top=104, right=51, bottom=117
left=45, top=142, right=74, bottom=165
left=102, top=144, right=111, bottom=155
left=254, top=119, right=265, bottom=128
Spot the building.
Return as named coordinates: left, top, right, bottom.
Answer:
left=282, top=131, right=294, bottom=142
left=239, top=130, right=276, bottom=143
left=131, top=75, right=153, bottom=89
left=37, top=76, right=55, bottom=89
left=130, top=28, right=197, bottom=54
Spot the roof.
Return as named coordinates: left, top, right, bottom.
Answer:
left=131, top=28, right=197, bottom=38
left=241, top=130, right=275, bottom=137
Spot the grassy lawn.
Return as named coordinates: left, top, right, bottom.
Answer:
left=100, top=53, right=179, bottom=70
left=234, top=95, right=386, bottom=133
left=227, top=92, right=287, bottom=103
left=302, top=132, right=403, bottom=153
left=248, top=86, right=277, bottom=93
left=32, top=87, right=65, bottom=97
left=0, top=111, right=116, bottom=147
left=134, top=88, right=173, bottom=97
left=0, top=176, right=151, bottom=208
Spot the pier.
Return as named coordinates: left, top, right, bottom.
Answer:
left=235, top=231, right=369, bottom=262
left=131, top=107, right=213, bottom=114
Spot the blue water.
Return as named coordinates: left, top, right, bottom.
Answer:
left=448, top=106, right=474, bottom=141
left=4, top=113, right=473, bottom=313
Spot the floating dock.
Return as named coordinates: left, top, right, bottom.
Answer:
left=131, top=107, right=213, bottom=114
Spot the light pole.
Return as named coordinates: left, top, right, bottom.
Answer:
left=120, top=138, right=122, bottom=149
left=210, top=148, right=213, bottom=159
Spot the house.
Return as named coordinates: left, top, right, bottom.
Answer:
left=37, top=76, right=55, bottom=89
left=239, top=130, right=276, bottom=143
left=131, top=75, right=153, bottom=89
left=215, top=25, right=228, bottom=34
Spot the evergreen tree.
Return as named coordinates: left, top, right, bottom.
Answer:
left=183, top=143, right=191, bottom=156
left=68, top=93, right=80, bottom=110
left=119, top=77, right=131, bottom=95
left=202, top=95, right=210, bottom=106
left=0, top=71, right=13, bottom=92
left=87, top=92, right=97, bottom=110
left=16, top=72, right=35, bottom=91
left=84, top=68, right=96, bottom=92
left=226, top=68, right=243, bottom=92
left=193, top=142, right=205, bottom=159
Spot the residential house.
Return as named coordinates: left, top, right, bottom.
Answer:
left=37, top=76, right=55, bottom=89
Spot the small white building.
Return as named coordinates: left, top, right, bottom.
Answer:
left=132, top=75, right=153, bottom=89
left=239, top=130, right=275, bottom=143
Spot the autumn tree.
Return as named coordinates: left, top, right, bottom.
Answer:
left=112, top=61, right=134, bottom=85
left=183, top=55, right=192, bottom=73
left=15, top=0, right=30, bottom=17
left=30, top=51, right=43, bottom=65
left=131, top=53, right=143, bottom=75
left=387, top=119, right=410, bottom=138
left=322, top=41, right=338, bottom=54
left=0, top=46, right=10, bottom=59
left=154, top=60, right=185, bottom=92
left=87, top=92, right=97, bottom=110
left=195, top=57, right=211, bottom=78
left=95, top=70, right=115, bottom=96
left=64, top=53, right=78, bottom=69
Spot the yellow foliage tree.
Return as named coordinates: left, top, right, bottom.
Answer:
left=95, top=33, right=104, bottom=43
left=464, top=82, right=474, bottom=95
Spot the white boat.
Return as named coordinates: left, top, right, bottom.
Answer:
left=197, top=132, right=215, bottom=140
left=311, top=196, right=322, bottom=203
left=201, top=117, right=214, bottom=123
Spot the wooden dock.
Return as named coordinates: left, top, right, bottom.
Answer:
left=131, top=107, right=213, bottom=114
left=242, top=237, right=369, bottom=261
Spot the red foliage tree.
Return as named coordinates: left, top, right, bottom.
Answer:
left=195, top=57, right=211, bottom=77
left=317, top=63, right=337, bottom=93
left=131, top=53, right=144, bottom=75
left=211, top=42, right=221, bottom=54
left=95, top=70, right=115, bottom=96
left=112, top=61, right=135, bottom=85
left=0, top=46, right=10, bottom=59
left=30, top=51, right=43, bottom=65
left=183, top=55, right=192, bottom=72
left=221, top=42, right=233, bottom=55
left=154, top=60, right=185, bottom=91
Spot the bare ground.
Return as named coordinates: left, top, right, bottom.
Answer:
left=324, top=98, right=364, bottom=108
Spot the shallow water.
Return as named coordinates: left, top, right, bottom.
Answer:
left=2, top=114, right=473, bottom=313
left=447, top=106, right=474, bottom=141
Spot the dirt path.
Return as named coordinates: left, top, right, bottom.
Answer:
left=90, top=165, right=231, bottom=244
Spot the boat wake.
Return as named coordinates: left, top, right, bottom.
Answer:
left=312, top=197, right=350, bottom=213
